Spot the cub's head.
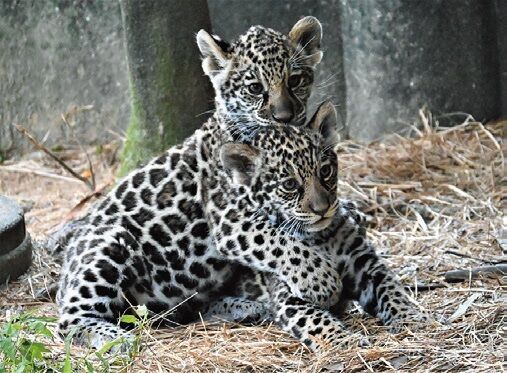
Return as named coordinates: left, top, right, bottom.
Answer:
left=221, top=101, right=339, bottom=234
left=197, top=17, right=323, bottom=131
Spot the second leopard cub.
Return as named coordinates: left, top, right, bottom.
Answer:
left=56, top=101, right=368, bottom=351
left=206, top=105, right=435, bottom=349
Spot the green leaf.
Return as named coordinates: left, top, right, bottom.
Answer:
left=32, top=321, right=54, bottom=338
left=120, top=315, right=138, bottom=324
left=0, top=339, right=16, bottom=359
left=27, top=342, right=49, bottom=359
left=62, top=356, right=72, bottom=373
left=97, top=339, right=122, bottom=355
left=85, top=360, right=94, bottom=373
left=14, top=361, right=27, bottom=373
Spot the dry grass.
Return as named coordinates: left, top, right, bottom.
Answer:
left=0, top=113, right=505, bottom=372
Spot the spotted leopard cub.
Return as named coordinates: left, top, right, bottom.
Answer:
left=206, top=106, right=435, bottom=349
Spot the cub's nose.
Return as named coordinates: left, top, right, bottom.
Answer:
left=309, top=194, right=331, bottom=217
left=272, top=108, right=294, bottom=123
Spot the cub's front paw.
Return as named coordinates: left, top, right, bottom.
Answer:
left=325, top=331, right=371, bottom=351
left=387, top=310, right=439, bottom=333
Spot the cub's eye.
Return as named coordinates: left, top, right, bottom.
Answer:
left=288, top=74, right=302, bottom=88
left=320, top=164, right=334, bottom=179
left=247, top=82, right=264, bottom=95
left=281, top=178, right=299, bottom=192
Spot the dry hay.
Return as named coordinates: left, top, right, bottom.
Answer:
left=0, top=113, right=504, bottom=372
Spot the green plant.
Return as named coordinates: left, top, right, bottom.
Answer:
left=0, top=307, right=148, bottom=372
left=0, top=313, right=56, bottom=372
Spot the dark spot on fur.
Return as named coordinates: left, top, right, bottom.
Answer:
left=253, top=250, right=265, bottom=260
left=79, top=286, right=92, bottom=298
left=193, top=243, right=207, bottom=256
left=165, top=250, right=185, bottom=270
left=83, top=269, right=97, bottom=282
left=103, top=243, right=128, bottom=265
left=238, top=235, right=248, bottom=251
left=149, top=168, right=168, bottom=187
left=163, top=285, right=183, bottom=298
left=96, top=259, right=120, bottom=285
left=191, top=222, right=209, bottom=239
left=132, top=172, right=145, bottom=188
left=175, top=274, right=199, bottom=289
left=132, top=208, right=155, bottom=227
left=95, top=285, right=117, bottom=298
left=162, top=214, right=187, bottom=234
left=149, top=223, right=171, bottom=246
left=115, top=182, right=128, bottom=199
left=122, top=191, right=137, bottom=212
left=189, top=262, right=210, bottom=279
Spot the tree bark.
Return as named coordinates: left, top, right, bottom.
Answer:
left=119, top=0, right=213, bottom=175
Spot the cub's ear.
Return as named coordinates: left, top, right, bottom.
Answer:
left=196, top=29, right=231, bottom=77
left=309, top=101, right=339, bottom=149
left=220, top=143, right=261, bottom=185
left=288, top=16, right=323, bottom=67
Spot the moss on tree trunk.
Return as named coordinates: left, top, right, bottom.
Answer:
left=119, top=0, right=213, bottom=175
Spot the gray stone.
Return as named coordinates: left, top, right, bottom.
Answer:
left=341, top=0, right=501, bottom=141
left=0, top=195, right=26, bottom=255
left=0, top=196, right=32, bottom=283
left=0, top=1, right=129, bottom=156
left=0, top=234, right=32, bottom=284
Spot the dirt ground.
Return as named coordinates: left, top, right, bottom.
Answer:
left=0, top=117, right=504, bottom=372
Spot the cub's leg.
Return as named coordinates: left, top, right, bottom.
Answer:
left=57, top=226, right=147, bottom=350
left=203, top=297, right=269, bottom=323
left=342, top=239, right=433, bottom=332
left=212, top=216, right=343, bottom=308
left=204, top=268, right=270, bottom=323
left=268, top=278, right=369, bottom=351
left=205, top=268, right=367, bottom=351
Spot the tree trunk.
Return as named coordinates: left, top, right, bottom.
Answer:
left=119, top=0, right=213, bottom=175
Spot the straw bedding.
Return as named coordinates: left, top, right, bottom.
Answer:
left=0, top=114, right=504, bottom=372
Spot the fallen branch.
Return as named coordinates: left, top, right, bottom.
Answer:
left=65, top=181, right=112, bottom=220
left=442, top=264, right=507, bottom=282
left=0, top=165, right=83, bottom=184
left=443, top=249, right=498, bottom=264
left=408, top=282, right=448, bottom=292
left=13, top=124, right=94, bottom=190
left=408, top=265, right=506, bottom=292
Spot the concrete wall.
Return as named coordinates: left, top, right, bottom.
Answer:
left=0, top=1, right=504, bottom=157
left=0, top=1, right=129, bottom=156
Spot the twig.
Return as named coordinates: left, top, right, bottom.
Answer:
left=61, top=112, right=96, bottom=190
left=0, top=165, right=83, bottom=184
left=443, top=249, right=497, bottom=264
left=64, top=181, right=112, bottom=221
left=442, top=264, right=507, bottom=282
left=13, top=124, right=94, bottom=190
left=408, top=282, right=448, bottom=292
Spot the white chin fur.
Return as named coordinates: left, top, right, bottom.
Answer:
left=304, top=217, right=333, bottom=232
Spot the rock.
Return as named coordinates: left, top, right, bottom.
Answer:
left=0, top=195, right=32, bottom=284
